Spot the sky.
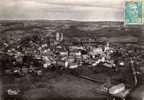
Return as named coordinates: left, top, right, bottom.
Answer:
left=0, top=0, right=124, bottom=21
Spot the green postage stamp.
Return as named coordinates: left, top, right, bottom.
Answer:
left=124, top=0, right=142, bottom=25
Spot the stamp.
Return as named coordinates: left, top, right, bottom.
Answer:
left=124, top=0, right=142, bottom=25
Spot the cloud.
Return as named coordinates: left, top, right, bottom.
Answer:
left=0, top=0, right=124, bottom=21
left=34, top=0, right=123, bottom=9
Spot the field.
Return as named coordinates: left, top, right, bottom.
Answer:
left=0, top=20, right=143, bottom=44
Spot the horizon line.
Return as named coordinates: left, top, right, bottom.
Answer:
left=0, top=19, right=124, bottom=22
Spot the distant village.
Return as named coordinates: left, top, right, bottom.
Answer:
left=1, top=31, right=144, bottom=75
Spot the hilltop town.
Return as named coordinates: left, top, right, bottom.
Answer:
left=1, top=20, right=144, bottom=100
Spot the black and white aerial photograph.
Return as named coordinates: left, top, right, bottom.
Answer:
left=0, top=0, right=144, bottom=100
